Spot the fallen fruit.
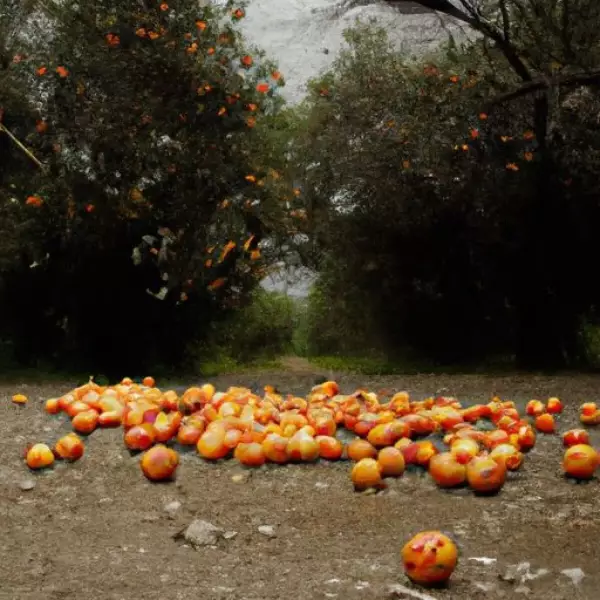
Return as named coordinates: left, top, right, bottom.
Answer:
left=466, top=455, right=506, bottom=494
left=54, top=433, right=84, bottom=461
left=26, top=443, right=55, bottom=470
left=140, top=444, right=179, bottom=481
left=534, top=413, right=556, bottom=434
left=346, top=438, right=377, bottom=461
left=563, top=444, right=599, bottom=480
left=351, top=458, right=384, bottom=491
left=428, top=452, right=466, bottom=488
left=377, top=446, right=405, bottom=477
left=562, top=429, right=590, bottom=447
left=12, top=394, right=28, bottom=404
left=401, top=530, right=458, bottom=586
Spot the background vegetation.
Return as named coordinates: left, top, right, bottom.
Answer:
left=2, top=0, right=600, bottom=377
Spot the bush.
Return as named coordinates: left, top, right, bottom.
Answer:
left=199, top=288, right=296, bottom=365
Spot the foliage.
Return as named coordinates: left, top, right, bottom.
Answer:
left=291, top=21, right=600, bottom=368
left=0, top=0, right=300, bottom=374
left=200, top=288, right=296, bottom=364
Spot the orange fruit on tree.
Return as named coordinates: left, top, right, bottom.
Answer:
left=377, top=447, right=405, bottom=477
left=351, top=458, right=384, bottom=491
left=26, top=443, right=55, bottom=470
left=563, top=444, right=599, bottom=480
left=140, top=444, right=179, bottom=481
left=428, top=452, right=466, bottom=488
left=466, top=455, right=506, bottom=494
left=401, top=531, right=458, bottom=586
left=562, top=429, right=590, bottom=447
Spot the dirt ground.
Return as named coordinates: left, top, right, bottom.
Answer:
left=2, top=366, right=600, bottom=600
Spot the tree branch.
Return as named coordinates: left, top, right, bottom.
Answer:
left=0, top=123, right=46, bottom=170
left=484, top=69, right=600, bottom=109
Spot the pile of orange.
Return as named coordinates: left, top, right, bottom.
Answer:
left=19, top=378, right=600, bottom=488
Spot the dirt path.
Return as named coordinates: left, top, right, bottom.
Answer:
left=2, top=370, right=600, bottom=599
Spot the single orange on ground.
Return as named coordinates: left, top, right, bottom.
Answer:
left=26, top=443, right=55, bottom=470
left=143, top=376, right=155, bottom=387
left=234, top=442, right=266, bottom=467
left=525, top=399, right=545, bottom=416
left=466, top=455, right=506, bottom=494
left=45, top=398, right=60, bottom=414
left=517, top=425, right=536, bottom=450
left=316, top=436, right=343, bottom=460
left=54, top=433, right=84, bottom=461
left=546, top=397, right=563, bottom=414
left=176, top=423, right=204, bottom=445
left=197, top=428, right=230, bottom=460
left=124, top=423, right=156, bottom=451
left=450, top=438, right=479, bottom=465
left=351, top=458, right=384, bottom=491
left=489, top=443, right=523, bottom=471
left=140, top=444, right=179, bottom=481
left=12, top=394, right=27, bottom=404
left=563, top=444, right=599, bottom=480
left=72, top=409, right=99, bottom=434
left=562, top=429, right=590, bottom=447
left=347, top=438, right=377, bottom=461
left=377, top=447, right=405, bottom=477
left=534, top=413, right=556, bottom=434
left=428, top=452, right=466, bottom=488
left=262, top=433, right=289, bottom=464
left=287, top=429, right=320, bottom=462
left=401, top=531, right=458, bottom=586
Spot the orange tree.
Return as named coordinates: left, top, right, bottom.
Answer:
left=350, top=0, right=600, bottom=368
left=292, top=24, right=600, bottom=365
left=0, top=0, right=296, bottom=374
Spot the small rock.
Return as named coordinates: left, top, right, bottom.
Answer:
left=561, top=568, right=585, bottom=586
left=178, top=519, right=223, bottom=548
left=515, top=585, right=531, bottom=595
left=315, top=482, right=329, bottom=489
left=258, top=525, right=276, bottom=538
left=231, top=473, right=247, bottom=483
left=142, top=514, right=160, bottom=523
left=223, top=531, right=238, bottom=540
left=501, top=562, right=550, bottom=584
left=355, top=581, right=370, bottom=590
left=164, top=500, right=182, bottom=518
left=474, top=582, right=496, bottom=592
left=19, top=479, right=36, bottom=491
left=388, top=583, right=437, bottom=600
left=469, top=557, right=497, bottom=566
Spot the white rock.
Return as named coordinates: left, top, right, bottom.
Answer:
left=223, top=531, right=238, bottom=540
left=561, top=568, right=585, bottom=586
left=469, top=556, right=497, bottom=566
left=164, top=500, right=182, bottom=518
left=388, top=584, right=437, bottom=600
left=258, top=525, right=276, bottom=538
left=181, top=520, right=223, bottom=547
left=19, top=479, right=36, bottom=491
